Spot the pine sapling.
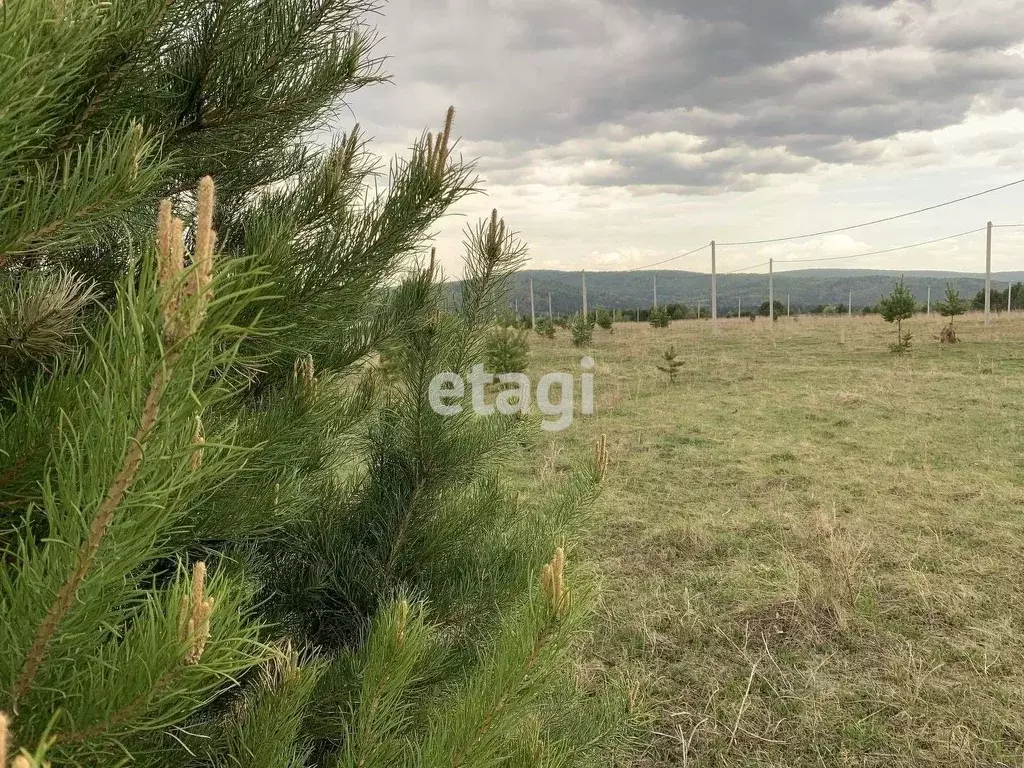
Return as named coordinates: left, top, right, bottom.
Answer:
left=648, top=307, right=670, bottom=329
left=570, top=313, right=595, bottom=347
left=534, top=316, right=556, bottom=339
left=657, top=345, right=684, bottom=384
left=485, top=326, right=530, bottom=376
left=879, top=277, right=916, bottom=354
left=935, top=283, right=968, bottom=343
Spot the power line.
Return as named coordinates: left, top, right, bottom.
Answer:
left=773, top=227, right=987, bottom=266
left=717, top=178, right=1024, bottom=247
left=628, top=243, right=710, bottom=272
left=724, top=260, right=770, bottom=274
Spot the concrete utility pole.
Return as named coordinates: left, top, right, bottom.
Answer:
left=529, top=278, right=536, bottom=330
left=697, top=301, right=701, bottom=320
left=548, top=292, right=553, bottom=318
left=582, top=270, right=588, bottom=319
left=769, top=259, right=775, bottom=322
left=711, top=241, right=717, bottom=321
left=849, top=290, right=853, bottom=318
left=787, top=294, right=790, bottom=317
left=927, top=285, right=931, bottom=316
left=738, top=297, right=742, bottom=317
left=985, top=221, right=993, bottom=325
left=1009, top=282, right=1013, bottom=314
left=653, top=274, right=658, bottom=308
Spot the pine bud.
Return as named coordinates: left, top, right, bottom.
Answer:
left=189, top=415, right=205, bottom=471
left=595, top=434, right=610, bottom=481
left=484, top=209, right=506, bottom=260
left=293, top=354, right=315, bottom=394
left=156, top=177, right=217, bottom=344
left=179, top=561, right=214, bottom=665
left=396, top=599, right=409, bottom=649
left=425, top=246, right=437, bottom=281
left=189, top=176, right=216, bottom=333
left=540, top=548, right=568, bottom=618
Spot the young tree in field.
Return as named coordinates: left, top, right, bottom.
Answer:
left=648, top=306, right=670, bottom=328
left=570, top=312, right=596, bottom=347
left=935, top=283, right=969, bottom=343
left=535, top=315, right=557, bottom=339
left=657, top=345, right=684, bottom=384
left=0, top=1, right=640, bottom=764
left=596, top=308, right=614, bottom=332
left=879, top=277, right=916, bottom=354
left=485, top=324, right=530, bottom=374
left=758, top=300, right=784, bottom=319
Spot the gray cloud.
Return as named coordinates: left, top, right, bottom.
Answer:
left=349, top=0, right=1024, bottom=194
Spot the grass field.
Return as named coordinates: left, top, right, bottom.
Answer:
left=523, top=312, right=1024, bottom=767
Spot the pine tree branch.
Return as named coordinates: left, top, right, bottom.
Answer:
left=382, top=481, right=426, bottom=583
left=177, top=0, right=236, bottom=135
left=0, top=202, right=106, bottom=265
left=12, top=349, right=180, bottom=705
left=451, top=618, right=559, bottom=768
left=53, top=664, right=182, bottom=745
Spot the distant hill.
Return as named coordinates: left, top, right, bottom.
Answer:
left=499, top=268, right=1024, bottom=316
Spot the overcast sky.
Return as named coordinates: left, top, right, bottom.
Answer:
left=347, top=0, right=1024, bottom=275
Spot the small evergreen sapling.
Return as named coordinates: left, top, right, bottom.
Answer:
left=534, top=316, right=556, bottom=339
left=596, top=308, right=614, bottom=333
left=935, top=283, right=968, bottom=343
left=485, top=325, right=530, bottom=375
left=570, top=312, right=595, bottom=347
left=657, top=345, right=684, bottom=384
left=648, top=306, right=670, bottom=328
left=879, top=277, right=916, bottom=354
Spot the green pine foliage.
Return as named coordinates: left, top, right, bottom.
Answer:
left=535, top=316, right=557, bottom=339
left=569, top=313, right=595, bottom=348
left=486, top=324, right=530, bottom=376
left=657, top=345, right=684, bottom=384
left=879, top=277, right=916, bottom=354
left=648, top=306, right=670, bottom=328
left=935, top=283, right=968, bottom=343
left=596, top=308, right=614, bottom=333
left=0, top=2, right=640, bottom=765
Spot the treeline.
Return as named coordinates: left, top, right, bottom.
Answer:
left=504, top=270, right=1024, bottom=316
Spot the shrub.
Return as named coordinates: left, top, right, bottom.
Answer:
left=596, top=309, right=614, bottom=332
left=570, top=313, right=595, bottom=347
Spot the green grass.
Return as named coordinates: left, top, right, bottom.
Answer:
left=523, top=312, right=1024, bottom=767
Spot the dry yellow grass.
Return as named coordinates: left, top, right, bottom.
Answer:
left=521, top=311, right=1024, bottom=767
